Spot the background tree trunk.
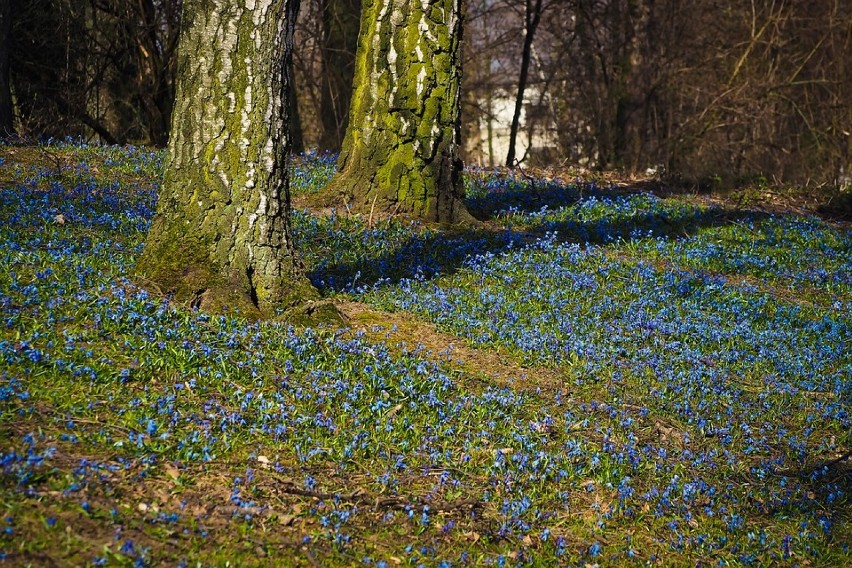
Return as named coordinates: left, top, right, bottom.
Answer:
left=505, top=0, right=543, bottom=167
left=324, top=0, right=471, bottom=224
left=317, top=0, right=359, bottom=152
left=136, top=0, right=327, bottom=321
left=0, top=0, right=14, bottom=136
left=129, top=0, right=181, bottom=147
left=287, top=54, right=305, bottom=154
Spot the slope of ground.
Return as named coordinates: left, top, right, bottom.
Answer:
left=0, top=141, right=849, bottom=567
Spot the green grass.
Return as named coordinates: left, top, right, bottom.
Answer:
left=0, top=140, right=849, bottom=567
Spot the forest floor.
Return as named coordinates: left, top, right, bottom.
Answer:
left=0, top=141, right=849, bottom=567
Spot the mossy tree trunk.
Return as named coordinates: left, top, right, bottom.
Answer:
left=136, top=0, right=326, bottom=321
left=325, top=0, right=471, bottom=223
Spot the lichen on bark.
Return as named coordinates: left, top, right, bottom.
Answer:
left=135, top=0, right=337, bottom=322
left=320, top=0, right=473, bottom=224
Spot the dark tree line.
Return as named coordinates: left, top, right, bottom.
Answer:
left=464, top=0, right=851, bottom=187
left=2, top=0, right=180, bottom=145
left=2, top=0, right=849, bottom=187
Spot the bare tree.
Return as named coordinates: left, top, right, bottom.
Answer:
left=9, top=0, right=181, bottom=145
left=505, top=0, right=544, bottom=167
left=317, top=0, right=359, bottom=152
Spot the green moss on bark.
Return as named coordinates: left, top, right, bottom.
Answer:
left=319, top=0, right=473, bottom=225
left=135, top=0, right=340, bottom=323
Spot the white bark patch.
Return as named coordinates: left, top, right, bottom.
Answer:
left=245, top=161, right=256, bottom=189
left=218, top=14, right=238, bottom=87
left=418, top=1, right=437, bottom=44
left=387, top=38, right=399, bottom=104
left=370, top=0, right=393, bottom=106
left=449, top=0, right=461, bottom=40
left=428, top=121, right=441, bottom=155
left=251, top=191, right=267, bottom=230
left=252, top=0, right=273, bottom=50
left=416, top=65, right=427, bottom=97
left=241, top=80, right=253, bottom=148
left=263, top=137, right=275, bottom=173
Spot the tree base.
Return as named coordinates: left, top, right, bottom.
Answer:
left=275, top=298, right=345, bottom=327
left=134, top=234, right=341, bottom=324
left=309, top=178, right=477, bottom=227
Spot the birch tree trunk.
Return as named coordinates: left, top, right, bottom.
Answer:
left=136, top=0, right=332, bottom=322
left=323, top=0, right=472, bottom=224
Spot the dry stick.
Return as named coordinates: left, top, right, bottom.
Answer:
left=368, top=193, right=378, bottom=228
left=270, top=475, right=482, bottom=512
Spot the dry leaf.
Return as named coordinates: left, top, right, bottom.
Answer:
left=164, top=463, right=180, bottom=480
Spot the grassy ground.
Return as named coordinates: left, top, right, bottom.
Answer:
left=0, top=140, right=849, bottom=567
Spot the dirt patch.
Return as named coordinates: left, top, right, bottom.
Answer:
left=336, top=301, right=563, bottom=393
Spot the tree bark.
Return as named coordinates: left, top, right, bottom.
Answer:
left=136, top=0, right=332, bottom=322
left=323, top=0, right=472, bottom=224
left=506, top=0, right=543, bottom=168
left=318, top=0, right=359, bottom=152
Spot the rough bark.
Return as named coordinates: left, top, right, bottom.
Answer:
left=0, top=0, right=14, bottom=136
left=317, top=0, right=359, bottom=152
left=136, top=0, right=333, bottom=322
left=323, top=0, right=472, bottom=224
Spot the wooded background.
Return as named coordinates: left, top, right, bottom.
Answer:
left=2, top=0, right=849, bottom=187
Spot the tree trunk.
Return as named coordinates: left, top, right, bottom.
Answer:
left=318, top=0, right=359, bottom=152
left=323, top=0, right=472, bottom=224
left=506, top=0, right=543, bottom=168
left=132, top=0, right=181, bottom=147
left=136, top=0, right=331, bottom=322
left=286, top=53, right=304, bottom=154
left=0, top=0, right=14, bottom=136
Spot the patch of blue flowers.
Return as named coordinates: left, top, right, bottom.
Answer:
left=0, top=145, right=848, bottom=566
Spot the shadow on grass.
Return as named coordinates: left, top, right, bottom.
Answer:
left=763, top=452, right=852, bottom=544
left=303, top=176, right=765, bottom=294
